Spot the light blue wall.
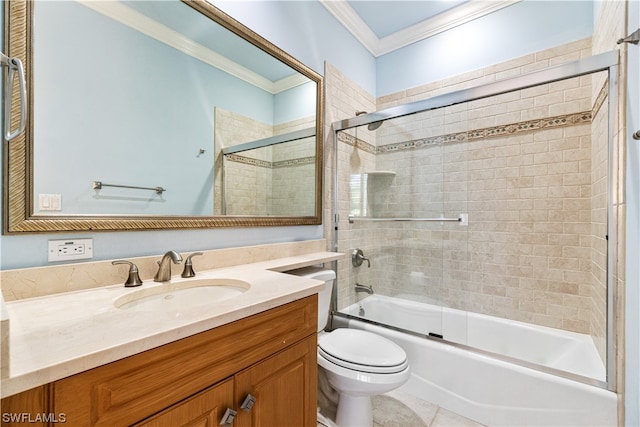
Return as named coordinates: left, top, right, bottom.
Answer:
left=376, top=0, right=594, bottom=97
left=212, top=0, right=377, bottom=95
left=274, top=81, right=317, bottom=125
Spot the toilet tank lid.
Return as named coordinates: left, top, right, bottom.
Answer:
left=287, top=266, right=336, bottom=281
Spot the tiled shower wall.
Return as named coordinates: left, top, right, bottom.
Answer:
left=329, top=37, right=618, bottom=362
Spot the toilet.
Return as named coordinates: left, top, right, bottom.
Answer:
left=290, top=267, right=410, bottom=427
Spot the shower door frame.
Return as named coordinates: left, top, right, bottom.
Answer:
left=331, top=51, right=619, bottom=391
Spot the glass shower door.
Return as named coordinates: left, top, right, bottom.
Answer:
left=336, top=106, right=450, bottom=339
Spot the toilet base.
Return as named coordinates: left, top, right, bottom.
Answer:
left=336, top=394, right=373, bottom=427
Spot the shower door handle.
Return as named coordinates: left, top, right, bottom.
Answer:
left=1, top=53, right=27, bottom=141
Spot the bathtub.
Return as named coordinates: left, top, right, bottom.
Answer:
left=336, top=294, right=618, bottom=427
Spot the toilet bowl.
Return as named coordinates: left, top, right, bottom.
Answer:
left=289, top=267, right=410, bottom=427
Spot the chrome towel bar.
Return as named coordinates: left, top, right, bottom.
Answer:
left=349, top=215, right=466, bottom=224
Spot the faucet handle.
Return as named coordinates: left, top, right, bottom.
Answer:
left=181, top=252, right=204, bottom=278
left=112, top=260, right=143, bottom=287
left=352, top=249, right=371, bottom=268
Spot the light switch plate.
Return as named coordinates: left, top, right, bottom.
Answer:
left=38, top=194, right=62, bottom=211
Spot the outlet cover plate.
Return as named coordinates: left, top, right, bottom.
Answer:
left=48, top=238, right=93, bottom=262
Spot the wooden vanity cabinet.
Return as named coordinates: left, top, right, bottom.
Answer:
left=1, top=296, right=318, bottom=427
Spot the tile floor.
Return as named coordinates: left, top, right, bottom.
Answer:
left=318, top=388, right=486, bottom=427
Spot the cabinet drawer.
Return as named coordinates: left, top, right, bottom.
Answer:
left=52, top=295, right=317, bottom=426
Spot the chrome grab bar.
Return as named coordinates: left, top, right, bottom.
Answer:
left=1, top=52, right=27, bottom=141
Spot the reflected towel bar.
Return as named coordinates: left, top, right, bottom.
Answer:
left=93, top=181, right=166, bottom=194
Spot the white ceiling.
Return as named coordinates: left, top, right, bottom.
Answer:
left=319, top=0, right=522, bottom=57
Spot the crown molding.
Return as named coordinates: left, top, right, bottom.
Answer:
left=319, top=0, right=380, bottom=55
left=77, top=0, right=304, bottom=94
left=320, top=0, right=522, bottom=57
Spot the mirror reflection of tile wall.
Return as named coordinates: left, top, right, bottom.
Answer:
left=214, top=109, right=316, bottom=216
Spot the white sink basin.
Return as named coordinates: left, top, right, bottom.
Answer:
left=114, top=278, right=250, bottom=313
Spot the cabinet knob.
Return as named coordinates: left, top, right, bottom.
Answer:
left=219, top=408, right=237, bottom=425
left=240, top=393, right=257, bottom=412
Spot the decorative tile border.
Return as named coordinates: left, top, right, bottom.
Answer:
left=225, top=154, right=271, bottom=168
left=225, top=153, right=315, bottom=169
left=466, top=111, right=592, bottom=142
left=339, top=81, right=609, bottom=155
left=336, top=132, right=377, bottom=154
left=339, top=110, right=593, bottom=154
left=273, top=157, right=316, bottom=168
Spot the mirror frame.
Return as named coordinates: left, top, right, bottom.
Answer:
left=3, top=0, right=324, bottom=233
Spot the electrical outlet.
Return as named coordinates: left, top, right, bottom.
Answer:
left=48, top=239, right=93, bottom=262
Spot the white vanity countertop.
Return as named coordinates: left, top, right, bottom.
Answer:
left=1, top=251, right=343, bottom=398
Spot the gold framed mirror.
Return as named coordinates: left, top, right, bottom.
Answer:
left=3, top=0, right=323, bottom=233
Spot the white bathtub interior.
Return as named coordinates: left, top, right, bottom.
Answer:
left=342, top=294, right=605, bottom=381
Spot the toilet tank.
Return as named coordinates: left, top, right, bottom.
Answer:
left=288, top=267, right=336, bottom=332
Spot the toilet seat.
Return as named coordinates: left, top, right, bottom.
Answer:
left=318, top=329, right=408, bottom=374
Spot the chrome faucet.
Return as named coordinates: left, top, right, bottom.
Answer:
left=154, top=250, right=183, bottom=282
left=355, top=283, right=374, bottom=294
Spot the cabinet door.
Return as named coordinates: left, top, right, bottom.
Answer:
left=0, top=386, right=50, bottom=427
left=133, top=378, right=234, bottom=427
left=235, top=336, right=317, bottom=427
